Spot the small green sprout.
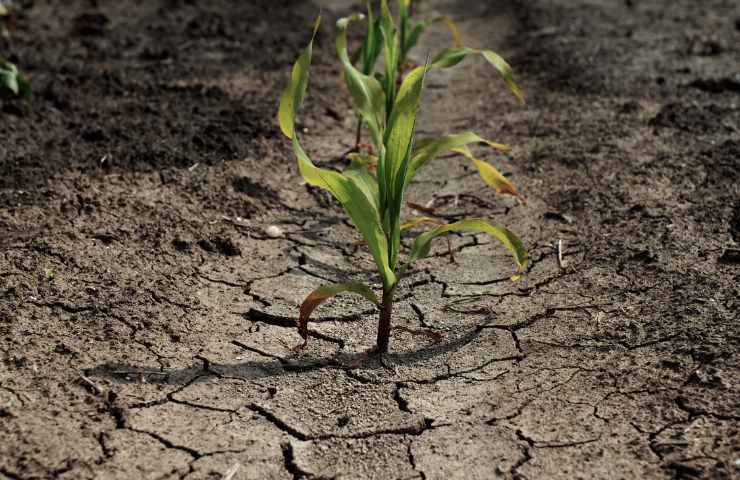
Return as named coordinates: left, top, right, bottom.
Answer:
left=279, top=6, right=528, bottom=354
left=44, top=268, right=55, bottom=282
left=0, top=58, right=30, bottom=98
left=0, top=5, right=30, bottom=98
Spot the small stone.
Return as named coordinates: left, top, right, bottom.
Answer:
left=265, top=225, right=283, bottom=238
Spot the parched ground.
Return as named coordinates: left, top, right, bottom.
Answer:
left=1, top=0, right=739, bottom=479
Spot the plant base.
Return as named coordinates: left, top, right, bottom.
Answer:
left=376, top=287, right=395, bottom=353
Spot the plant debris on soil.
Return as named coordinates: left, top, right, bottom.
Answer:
left=1, top=0, right=739, bottom=479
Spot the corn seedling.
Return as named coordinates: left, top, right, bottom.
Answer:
left=278, top=10, right=528, bottom=354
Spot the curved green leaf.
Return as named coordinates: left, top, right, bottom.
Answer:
left=337, top=13, right=387, bottom=149
left=431, top=47, right=524, bottom=103
left=345, top=161, right=379, bottom=210
left=399, top=0, right=412, bottom=62
left=402, top=16, right=462, bottom=64
left=293, top=137, right=395, bottom=289
left=379, top=0, right=399, bottom=117
left=278, top=17, right=321, bottom=139
left=406, top=131, right=509, bottom=184
left=431, top=46, right=471, bottom=68
left=359, top=1, right=382, bottom=75
left=0, top=59, right=29, bottom=97
left=480, top=49, right=524, bottom=104
left=453, top=146, right=525, bottom=202
left=278, top=17, right=396, bottom=289
left=384, top=64, right=429, bottom=270
left=298, top=283, right=379, bottom=343
left=0, top=61, right=20, bottom=95
left=387, top=65, right=427, bottom=194
left=408, top=219, right=528, bottom=272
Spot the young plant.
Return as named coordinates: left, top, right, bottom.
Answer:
left=278, top=11, right=527, bottom=354
left=0, top=4, right=30, bottom=98
left=0, top=58, right=30, bottom=98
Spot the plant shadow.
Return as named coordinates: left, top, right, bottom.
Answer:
left=85, top=327, right=485, bottom=387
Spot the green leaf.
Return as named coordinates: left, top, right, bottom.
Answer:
left=278, top=16, right=321, bottom=139
left=384, top=64, right=428, bottom=270
left=480, top=49, right=524, bottom=104
left=408, top=218, right=528, bottom=272
left=386, top=65, right=427, bottom=195
left=337, top=13, right=387, bottom=149
left=379, top=0, right=399, bottom=118
left=292, top=137, right=396, bottom=289
left=298, top=282, right=379, bottom=342
left=402, top=20, right=430, bottom=61
left=0, top=63, right=20, bottom=95
left=359, top=1, right=382, bottom=75
left=345, top=161, right=380, bottom=210
left=0, top=59, right=29, bottom=98
left=398, top=0, right=412, bottom=62
left=278, top=17, right=396, bottom=289
left=431, top=47, right=472, bottom=68
left=453, top=146, right=525, bottom=202
left=431, top=47, right=524, bottom=103
left=401, top=16, right=461, bottom=64
left=406, top=131, right=509, bottom=185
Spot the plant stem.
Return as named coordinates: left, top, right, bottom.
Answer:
left=354, top=117, right=362, bottom=148
left=376, top=286, right=395, bottom=353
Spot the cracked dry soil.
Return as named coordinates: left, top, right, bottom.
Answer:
left=1, top=0, right=739, bottom=479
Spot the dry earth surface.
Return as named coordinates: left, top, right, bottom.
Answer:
left=1, top=0, right=739, bottom=479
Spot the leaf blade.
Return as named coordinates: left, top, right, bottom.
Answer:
left=337, top=13, right=387, bottom=149
left=278, top=18, right=396, bottom=289
left=295, top=138, right=396, bottom=288
left=453, top=146, right=525, bottom=202
left=359, top=1, right=382, bottom=75
left=0, top=60, right=20, bottom=95
left=278, top=16, right=321, bottom=139
left=407, top=131, right=509, bottom=183
left=408, top=218, right=528, bottom=272
left=379, top=0, right=399, bottom=117
left=384, top=64, right=428, bottom=270
left=298, top=282, right=379, bottom=341
left=431, top=47, right=524, bottom=103
left=480, top=49, right=524, bottom=104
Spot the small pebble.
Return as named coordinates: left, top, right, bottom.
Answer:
left=265, top=225, right=283, bottom=238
